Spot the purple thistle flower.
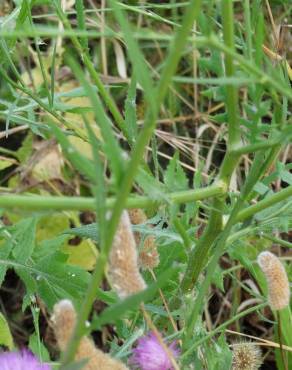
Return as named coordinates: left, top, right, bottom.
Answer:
left=130, top=332, right=180, bottom=370
left=0, top=349, right=51, bottom=370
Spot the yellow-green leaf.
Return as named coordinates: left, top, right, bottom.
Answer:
left=0, top=312, right=13, bottom=349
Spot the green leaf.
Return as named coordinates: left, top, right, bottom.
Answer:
left=0, top=156, right=17, bottom=170
left=0, top=312, right=13, bottom=349
left=164, top=152, right=188, bottom=192
left=12, top=217, right=37, bottom=263
left=29, top=333, right=50, bottom=363
left=64, top=223, right=99, bottom=241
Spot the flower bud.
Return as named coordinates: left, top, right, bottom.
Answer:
left=108, top=211, right=147, bottom=299
left=51, top=300, right=128, bottom=370
left=257, top=251, right=290, bottom=310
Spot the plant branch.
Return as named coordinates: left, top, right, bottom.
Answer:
left=179, top=0, right=242, bottom=294
left=0, top=184, right=223, bottom=211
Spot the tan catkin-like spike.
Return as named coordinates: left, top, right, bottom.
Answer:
left=51, top=300, right=129, bottom=370
left=257, top=251, right=290, bottom=310
left=108, top=210, right=147, bottom=299
left=128, top=208, right=159, bottom=270
left=231, top=342, right=262, bottom=370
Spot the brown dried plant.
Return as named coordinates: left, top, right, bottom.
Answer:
left=108, top=210, right=147, bottom=299
left=51, top=300, right=129, bottom=370
left=257, top=251, right=290, bottom=310
left=128, top=208, right=159, bottom=270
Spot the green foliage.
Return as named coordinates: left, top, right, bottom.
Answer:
left=0, top=219, right=90, bottom=310
left=0, top=312, right=14, bottom=349
left=0, top=0, right=291, bottom=368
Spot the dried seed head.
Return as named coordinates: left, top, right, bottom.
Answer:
left=108, top=211, right=147, bottom=299
left=257, top=251, right=290, bottom=310
left=231, top=342, right=262, bottom=370
left=128, top=209, right=159, bottom=270
left=51, top=300, right=129, bottom=370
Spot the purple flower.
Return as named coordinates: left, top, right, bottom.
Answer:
left=0, top=350, right=51, bottom=370
left=130, top=332, right=180, bottom=370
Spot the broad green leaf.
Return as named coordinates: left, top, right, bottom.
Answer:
left=0, top=312, right=13, bottom=349
left=12, top=217, right=37, bottom=263
left=36, top=214, right=70, bottom=243
left=164, top=152, right=188, bottom=192
left=62, top=239, right=96, bottom=271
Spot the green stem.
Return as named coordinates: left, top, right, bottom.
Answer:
left=181, top=302, right=267, bottom=359
left=179, top=0, right=242, bottom=294
left=236, top=186, right=292, bottom=222
left=0, top=69, right=86, bottom=140
left=221, top=0, right=241, bottom=149
left=182, top=151, right=267, bottom=349
left=0, top=185, right=223, bottom=211
left=208, top=35, right=292, bottom=102
left=60, top=1, right=203, bottom=364
left=52, top=0, right=127, bottom=139
left=230, top=135, right=290, bottom=156
left=260, top=233, right=292, bottom=249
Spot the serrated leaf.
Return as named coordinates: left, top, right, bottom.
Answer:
left=0, top=312, right=13, bottom=349
left=164, top=152, right=188, bottom=192
left=136, top=168, right=167, bottom=201
left=64, top=223, right=99, bottom=241
left=12, top=217, right=37, bottom=263
left=211, top=265, right=225, bottom=292
left=0, top=239, right=14, bottom=285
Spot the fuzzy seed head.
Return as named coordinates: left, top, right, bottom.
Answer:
left=51, top=300, right=129, bottom=370
left=232, top=342, right=262, bottom=370
left=128, top=209, right=159, bottom=270
left=257, top=251, right=290, bottom=310
left=108, top=211, right=147, bottom=299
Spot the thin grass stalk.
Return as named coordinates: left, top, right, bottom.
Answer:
left=60, top=1, right=203, bottom=365
left=51, top=0, right=127, bottom=139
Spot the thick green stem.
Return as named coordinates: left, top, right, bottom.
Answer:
left=0, top=185, right=223, bottom=211
left=179, top=0, right=242, bottom=294
left=236, top=186, right=292, bottom=222
left=221, top=0, right=241, bottom=149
